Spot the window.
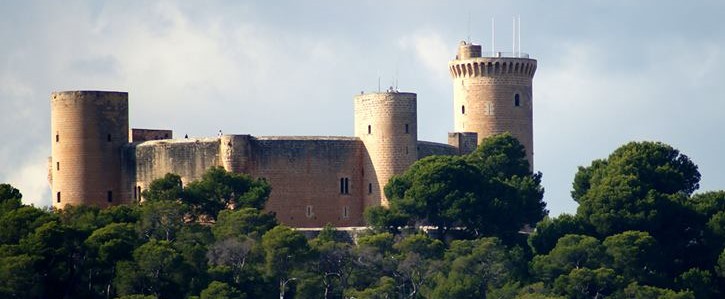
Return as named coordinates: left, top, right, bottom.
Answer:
left=340, top=177, right=350, bottom=194
left=56, top=192, right=61, bottom=203
left=342, top=206, right=350, bottom=219
left=55, top=133, right=59, bottom=142
left=107, top=191, right=113, bottom=203
left=484, top=102, right=494, bottom=115
left=306, top=205, right=313, bottom=218
left=405, top=124, right=409, bottom=134
left=515, top=94, right=521, bottom=107
left=107, top=134, right=112, bottom=142
left=367, top=125, right=371, bottom=134
left=56, top=162, right=59, bottom=171
left=462, top=105, right=465, bottom=114
left=368, top=183, right=372, bottom=194
left=137, top=186, right=142, bottom=201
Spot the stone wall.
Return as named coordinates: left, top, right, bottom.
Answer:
left=130, top=128, right=173, bottom=142
left=249, top=137, right=364, bottom=228
left=417, top=140, right=458, bottom=159
left=132, top=138, right=222, bottom=200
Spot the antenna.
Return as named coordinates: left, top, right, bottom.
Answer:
left=513, top=17, right=516, bottom=56
left=491, top=18, right=495, bottom=54
left=467, top=12, right=471, bottom=43
left=518, top=15, right=521, bottom=57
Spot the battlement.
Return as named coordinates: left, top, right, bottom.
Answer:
left=449, top=57, right=537, bottom=78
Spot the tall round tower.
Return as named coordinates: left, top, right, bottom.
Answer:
left=354, top=91, right=417, bottom=208
left=50, top=91, right=129, bottom=209
left=449, top=41, right=537, bottom=164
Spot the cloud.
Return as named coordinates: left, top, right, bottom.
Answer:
left=398, top=31, right=451, bottom=82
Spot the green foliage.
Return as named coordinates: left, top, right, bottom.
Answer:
left=142, top=173, right=184, bottom=202
left=383, top=133, right=547, bottom=241
left=531, top=234, right=606, bottom=282
left=432, top=237, right=512, bottom=298
left=213, top=208, right=277, bottom=240
left=603, top=230, right=662, bottom=284
left=185, top=166, right=270, bottom=220
left=200, top=281, right=245, bottom=299
left=528, top=214, right=591, bottom=255
left=551, top=267, right=624, bottom=299
left=622, top=282, right=695, bottom=299
left=0, top=183, right=22, bottom=214
left=573, top=141, right=700, bottom=236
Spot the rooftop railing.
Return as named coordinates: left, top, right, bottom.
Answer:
left=479, top=52, right=530, bottom=58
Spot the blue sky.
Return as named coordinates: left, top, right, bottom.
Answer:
left=1, top=1, right=724, bottom=216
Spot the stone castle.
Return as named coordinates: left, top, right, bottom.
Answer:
left=48, top=41, right=537, bottom=227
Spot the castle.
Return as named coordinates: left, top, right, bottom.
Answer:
left=48, top=41, right=537, bottom=227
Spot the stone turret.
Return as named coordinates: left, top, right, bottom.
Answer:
left=449, top=41, right=537, bottom=165
left=50, top=91, right=129, bottom=208
left=354, top=91, right=418, bottom=208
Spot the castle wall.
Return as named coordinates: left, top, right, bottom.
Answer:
left=50, top=91, right=129, bottom=208
left=354, top=92, right=418, bottom=208
left=130, top=129, right=173, bottom=142
left=249, top=137, right=364, bottom=228
left=132, top=138, right=221, bottom=200
left=417, top=141, right=458, bottom=159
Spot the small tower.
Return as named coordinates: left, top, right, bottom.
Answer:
left=354, top=91, right=418, bottom=208
left=50, top=91, right=129, bottom=208
left=449, top=41, right=537, bottom=164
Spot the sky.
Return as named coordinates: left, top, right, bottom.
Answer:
left=1, top=1, right=724, bottom=216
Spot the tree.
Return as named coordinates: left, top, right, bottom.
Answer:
left=385, top=155, right=481, bottom=238
left=184, top=167, right=270, bottom=220
left=675, top=268, right=713, bottom=299
left=309, top=225, right=355, bottom=299
left=0, top=254, right=40, bottom=298
left=528, top=214, right=592, bottom=255
left=531, top=234, right=607, bottom=283
left=382, top=133, right=547, bottom=241
left=84, top=222, right=140, bottom=298
left=0, top=183, right=22, bottom=214
left=551, top=267, right=624, bottom=299
left=261, top=225, right=312, bottom=299
left=212, top=208, right=277, bottom=240
left=200, top=281, right=245, bottom=299
left=114, top=240, right=188, bottom=298
left=142, top=173, right=184, bottom=202
left=431, top=237, right=512, bottom=299
left=573, top=141, right=700, bottom=236
left=603, top=230, right=662, bottom=284
left=622, top=282, right=695, bottom=299
left=137, top=200, right=189, bottom=241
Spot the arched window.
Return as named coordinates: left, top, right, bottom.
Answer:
left=462, top=105, right=466, bottom=114
left=515, top=94, right=521, bottom=107
left=56, top=192, right=61, bottom=203
left=107, top=134, right=112, bottom=142
left=367, top=125, right=371, bottom=134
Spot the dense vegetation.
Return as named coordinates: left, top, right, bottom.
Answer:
left=1, top=134, right=724, bottom=298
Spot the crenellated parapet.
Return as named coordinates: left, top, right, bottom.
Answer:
left=449, top=57, right=537, bottom=79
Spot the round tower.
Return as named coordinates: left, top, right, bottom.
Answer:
left=449, top=41, right=537, bottom=164
left=354, top=91, right=417, bottom=208
left=50, top=91, right=129, bottom=209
